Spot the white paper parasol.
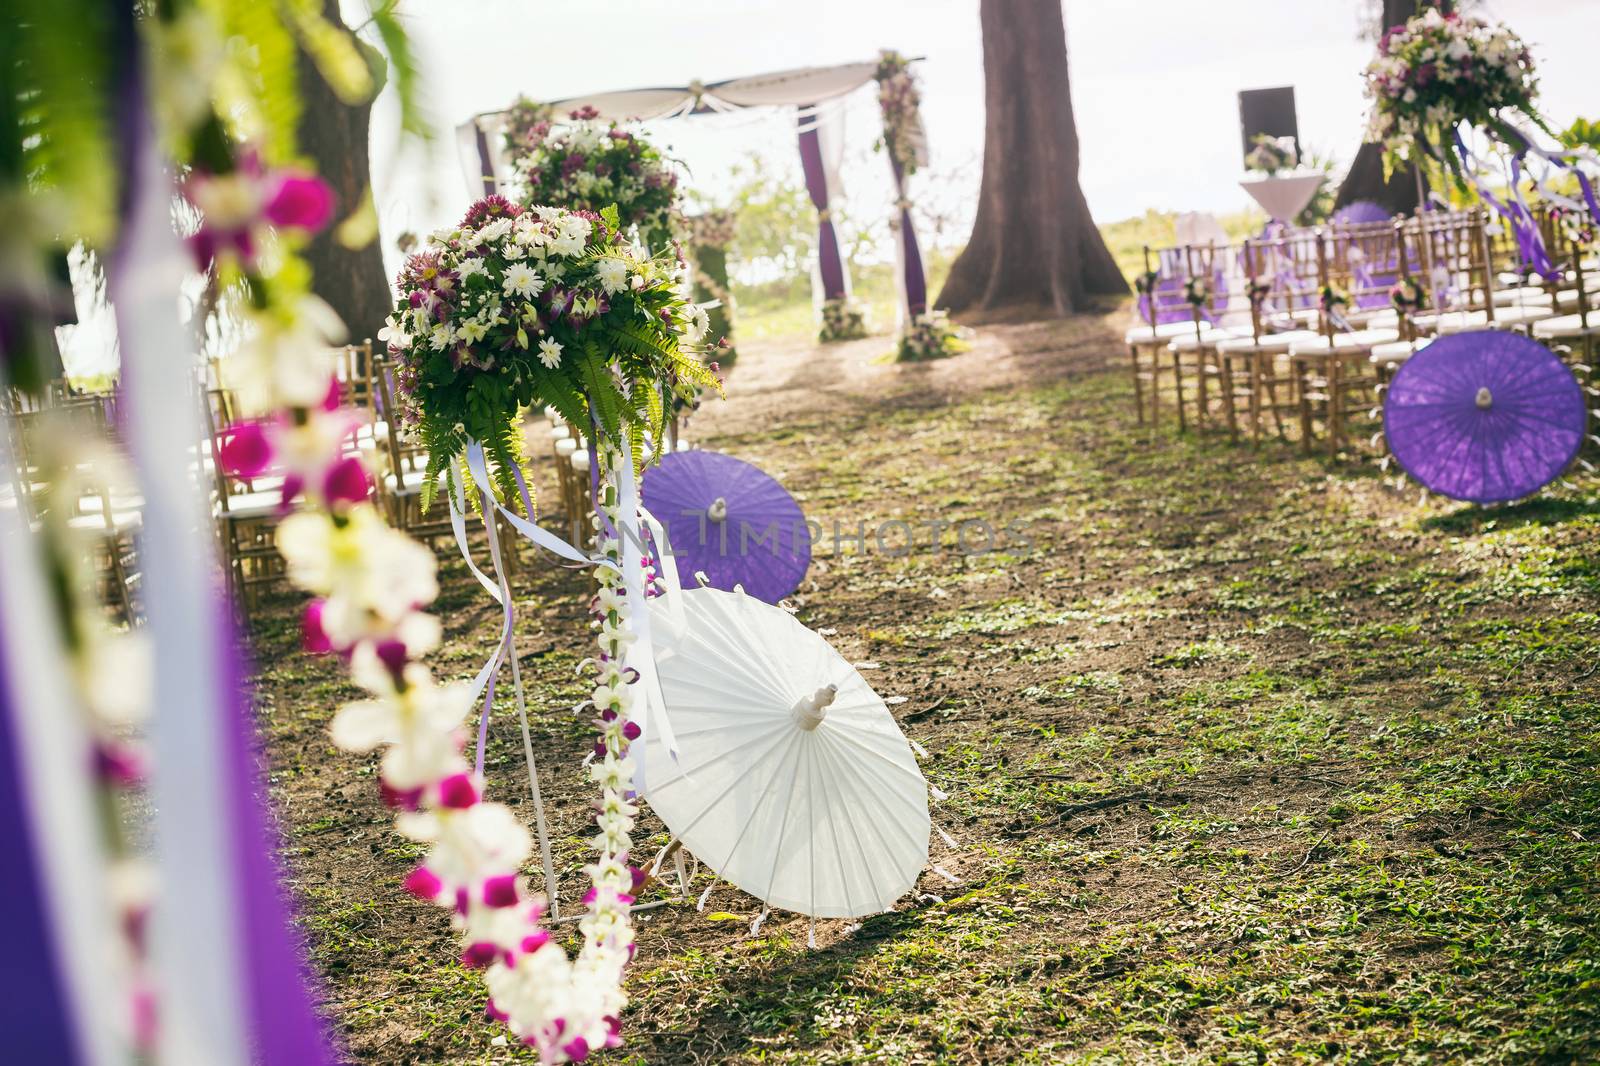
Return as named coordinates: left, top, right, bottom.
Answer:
left=637, top=586, right=930, bottom=918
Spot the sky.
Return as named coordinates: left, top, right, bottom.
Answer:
left=365, top=0, right=1600, bottom=254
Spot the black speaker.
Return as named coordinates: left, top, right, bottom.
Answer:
left=1238, top=87, right=1299, bottom=161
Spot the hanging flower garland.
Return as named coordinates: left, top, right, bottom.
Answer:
left=502, top=100, right=682, bottom=252
left=874, top=50, right=924, bottom=179
left=686, top=210, right=737, bottom=365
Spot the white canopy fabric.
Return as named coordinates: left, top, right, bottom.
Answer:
left=454, top=60, right=885, bottom=190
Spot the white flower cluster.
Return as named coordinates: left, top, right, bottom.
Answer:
left=482, top=445, right=642, bottom=1060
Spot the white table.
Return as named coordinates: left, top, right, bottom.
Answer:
left=1240, top=172, right=1326, bottom=224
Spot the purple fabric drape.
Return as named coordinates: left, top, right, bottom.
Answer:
left=890, top=157, right=927, bottom=316
left=220, top=618, right=339, bottom=1066
left=796, top=108, right=848, bottom=300
left=475, top=123, right=498, bottom=197
left=0, top=610, right=85, bottom=1064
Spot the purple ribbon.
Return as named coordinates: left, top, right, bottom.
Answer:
left=218, top=616, right=339, bottom=1065
left=0, top=609, right=85, bottom=1064
left=797, top=109, right=847, bottom=301
left=890, top=157, right=927, bottom=315
left=1454, top=130, right=1555, bottom=279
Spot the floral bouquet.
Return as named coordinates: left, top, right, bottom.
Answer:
left=1244, top=134, right=1298, bottom=176
left=1182, top=275, right=1212, bottom=309
left=1549, top=205, right=1597, bottom=250
left=1389, top=276, right=1427, bottom=313
left=503, top=100, right=682, bottom=251
left=874, top=50, right=925, bottom=178
left=820, top=296, right=869, bottom=342
left=687, top=209, right=736, bottom=250
left=1319, top=283, right=1351, bottom=313
left=1134, top=270, right=1159, bottom=296
left=383, top=196, right=720, bottom=510
left=1362, top=10, right=1550, bottom=175
left=896, top=309, right=969, bottom=363
left=1246, top=275, right=1273, bottom=308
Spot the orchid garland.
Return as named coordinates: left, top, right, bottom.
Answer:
left=152, top=9, right=669, bottom=1060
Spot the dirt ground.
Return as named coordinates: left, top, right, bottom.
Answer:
left=248, top=304, right=1600, bottom=1064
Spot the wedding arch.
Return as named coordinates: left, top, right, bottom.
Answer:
left=452, top=58, right=931, bottom=331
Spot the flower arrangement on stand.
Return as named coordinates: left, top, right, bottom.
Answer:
left=378, top=196, right=719, bottom=1055
left=819, top=296, right=869, bottom=342
left=1363, top=9, right=1550, bottom=177
left=686, top=210, right=738, bottom=365
left=895, top=309, right=970, bottom=362
left=383, top=196, right=718, bottom=509
left=1244, top=134, right=1299, bottom=176
left=503, top=99, right=682, bottom=252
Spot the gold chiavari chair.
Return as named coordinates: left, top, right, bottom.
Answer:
left=1286, top=229, right=1399, bottom=457
left=1216, top=237, right=1321, bottom=444
left=200, top=385, right=288, bottom=613
left=1125, top=245, right=1198, bottom=427
left=1166, top=242, right=1252, bottom=436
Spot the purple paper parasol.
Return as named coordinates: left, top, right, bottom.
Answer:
left=1384, top=330, right=1587, bottom=504
left=642, top=450, right=811, bottom=603
left=1331, top=200, right=1392, bottom=227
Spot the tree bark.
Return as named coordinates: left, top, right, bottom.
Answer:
left=1332, top=0, right=1452, bottom=214
left=936, top=0, right=1126, bottom=317
left=296, top=0, right=392, bottom=346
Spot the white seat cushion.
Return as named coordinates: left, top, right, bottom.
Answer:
left=383, top=466, right=433, bottom=496
left=1125, top=320, right=1200, bottom=345
left=1369, top=337, right=1433, bottom=366
left=1214, top=329, right=1320, bottom=356
left=1166, top=326, right=1249, bottom=353
left=1492, top=286, right=1553, bottom=307
left=213, top=490, right=283, bottom=520
left=1412, top=309, right=1490, bottom=335
left=1289, top=328, right=1400, bottom=356
left=1533, top=313, right=1600, bottom=339
left=68, top=509, right=142, bottom=535
left=1489, top=305, right=1557, bottom=329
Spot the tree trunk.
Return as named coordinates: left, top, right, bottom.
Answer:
left=296, top=0, right=391, bottom=346
left=936, top=0, right=1126, bottom=316
left=1332, top=0, right=1452, bottom=214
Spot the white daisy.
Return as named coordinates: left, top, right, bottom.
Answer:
left=503, top=262, right=544, bottom=298
left=537, top=337, right=563, bottom=370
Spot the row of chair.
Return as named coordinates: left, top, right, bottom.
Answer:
left=1127, top=205, right=1599, bottom=456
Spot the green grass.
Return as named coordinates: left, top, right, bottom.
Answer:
left=251, top=306, right=1600, bottom=1064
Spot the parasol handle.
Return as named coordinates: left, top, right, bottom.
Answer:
left=1476, top=386, right=1493, bottom=409
left=707, top=496, right=728, bottom=523
left=792, top=684, right=838, bottom=731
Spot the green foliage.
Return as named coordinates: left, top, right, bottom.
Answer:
left=204, top=0, right=303, bottom=163
left=364, top=1, right=429, bottom=144
left=1559, top=116, right=1600, bottom=153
